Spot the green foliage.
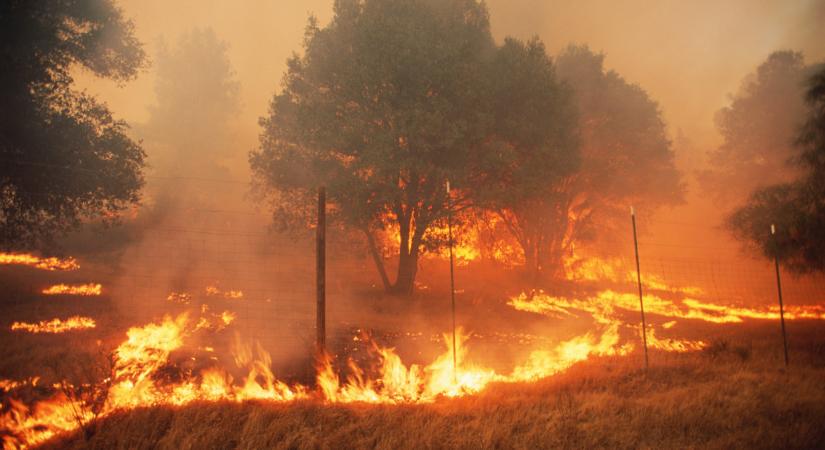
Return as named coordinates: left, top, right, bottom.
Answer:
left=728, top=66, right=825, bottom=273
left=251, top=0, right=495, bottom=294
left=0, top=0, right=147, bottom=250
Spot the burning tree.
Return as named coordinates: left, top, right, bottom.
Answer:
left=542, top=45, right=683, bottom=276
left=251, top=0, right=494, bottom=295
left=479, top=45, right=683, bottom=280
left=470, top=38, right=580, bottom=282
left=251, top=3, right=682, bottom=290
left=0, top=0, right=147, bottom=250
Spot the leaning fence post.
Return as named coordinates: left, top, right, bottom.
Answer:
left=771, top=224, right=789, bottom=367
left=631, top=206, right=649, bottom=370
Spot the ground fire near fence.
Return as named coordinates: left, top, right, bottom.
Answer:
left=2, top=1, right=825, bottom=448
left=2, top=248, right=825, bottom=448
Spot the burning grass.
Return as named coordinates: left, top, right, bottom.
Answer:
left=41, top=347, right=825, bottom=450
left=0, top=254, right=78, bottom=272
left=5, top=303, right=825, bottom=449
left=41, top=284, right=102, bottom=297
left=1, top=312, right=632, bottom=448
left=9, top=317, right=96, bottom=334
left=509, top=290, right=825, bottom=325
left=2, top=251, right=825, bottom=449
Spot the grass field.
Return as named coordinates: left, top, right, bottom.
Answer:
left=41, top=326, right=825, bottom=450
left=3, top=263, right=825, bottom=449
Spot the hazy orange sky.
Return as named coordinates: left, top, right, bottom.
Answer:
left=77, top=0, right=825, bottom=160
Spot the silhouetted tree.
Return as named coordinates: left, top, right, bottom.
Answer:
left=701, top=51, right=816, bottom=202
left=471, top=37, right=579, bottom=282
left=0, top=0, right=147, bottom=250
left=728, top=67, right=825, bottom=273
left=538, top=45, right=683, bottom=276
left=251, top=0, right=494, bottom=295
left=143, top=28, right=240, bottom=174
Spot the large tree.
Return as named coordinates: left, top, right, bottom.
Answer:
left=0, top=0, right=147, bottom=250
left=524, top=45, right=681, bottom=277
left=701, top=51, right=816, bottom=202
left=251, top=0, right=494, bottom=295
left=471, top=37, right=579, bottom=282
left=728, top=67, right=825, bottom=273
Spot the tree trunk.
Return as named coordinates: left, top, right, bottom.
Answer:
left=363, top=228, right=392, bottom=292
left=391, top=248, right=418, bottom=295
left=522, top=238, right=541, bottom=285
left=391, top=215, right=424, bottom=295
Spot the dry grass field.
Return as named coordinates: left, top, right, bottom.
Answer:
left=42, top=325, right=825, bottom=450
left=3, top=265, right=825, bottom=449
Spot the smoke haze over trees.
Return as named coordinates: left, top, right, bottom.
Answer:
left=728, top=66, right=825, bottom=274
left=251, top=0, right=496, bottom=295
left=1, top=0, right=822, bottom=287
left=143, top=28, right=241, bottom=176
left=471, top=37, right=579, bottom=282
left=550, top=45, right=683, bottom=272
left=60, top=27, right=244, bottom=260
left=701, top=51, right=821, bottom=203
left=252, top=1, right=686, bottom=293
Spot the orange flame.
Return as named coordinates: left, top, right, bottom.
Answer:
left=509, top=290, right=825, bottom=326
left=10, top=316, right=96, bottom=334
left=2, top=311, right=640, bottom=447
left=564, top=254, right=703, bottom=295
left=0, top=252, right=79, bottom=271
left=41, top=283, right=102, bottom=296
left=318, top=329, right=497, bottom=403
left=2, top=394, right=91, bottom=448
left=0, top=377, right=40, bottom=392
left=7, top=264, right=754, bottom=449
left=205, top=285, right=244, bottom=300
left=645, top=327, right=706, bottom=352
left=166, top=292, right=192, bottom=304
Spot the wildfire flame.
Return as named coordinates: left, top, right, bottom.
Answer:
left=564, top=254, right=703, bottom=295
left=41, top=284, right=102, bottom=296
left=193, top=310, right=236, bottom=332
left=0, top=378, right=40, bottom=392
left=6, top=251, right=821, bottom=447
left=318, top=329, right=496, bottom=403
left=1, top=308, right=638, bottom=447
left=0, top=253, right=79, bottom=271
left=166, top=292, right=192, bottom=304
left=508, top=290, right=825, bottom=325
left=645, top=327, right=706, bottom=352
left=205, top=285, right=244, bottom=300
left=9, top=317, right=96, bottom=334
